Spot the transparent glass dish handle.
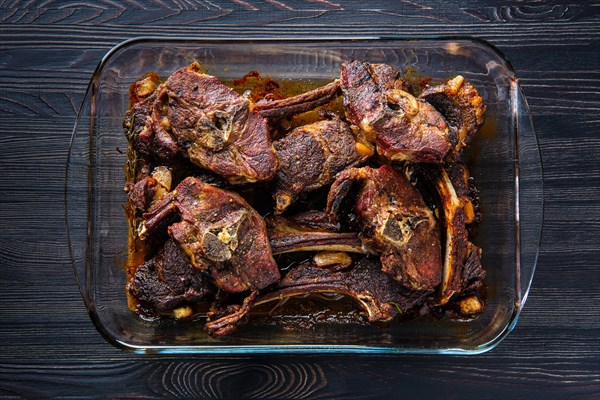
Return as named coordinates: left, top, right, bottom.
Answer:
left=514, top=82, right=543, bottom=315
left=66, top=82, right=94, bottom=313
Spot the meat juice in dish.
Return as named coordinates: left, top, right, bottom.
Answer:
left=122, top=61, right=487, bottom=336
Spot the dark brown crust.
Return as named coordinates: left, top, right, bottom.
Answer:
left=124, top=87, right=183, bottom=165
left=272, top=116, right=364, bottom=214
left=267, top=215, right=364, bottom=255
left=446, top=162, right=482, bottom=227
left=326, top=165, right=443, bottom=290
left=286, top=210, right=342, bottom=232
left=205, top=258, right=431, bottom=336
left=419, top=76, right=486, bottom=162
left=142, top=177, right=281, bottom=293
left=461, top=243, right=485, bottom=292
left=259, top=258, right=430, bottom=322
left=127, top=176, right=158, bottom=213
left=161, top=65, right=279, bottom=184
left=341, top=60, right=452, bottom=163
left=127, top=238, right=214, bottom=314
left=205, top=291, right=258, bottom=336
left=429, top=166, right=469, bottom=303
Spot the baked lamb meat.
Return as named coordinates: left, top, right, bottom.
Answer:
left=271, top=112, right=369, bottom=214
left=255, top=80, right=341, bottom=121
left=424, top=163, right=485, bottom=303
left=125, top=65, right=346, bottom=185
left=419, top=76, right=486, bottom=162
left=123, top=73, right=183, bottom=164
left=340, top=60, right=452, bottom=163
left=140, top=177, right=281, bottom=293
left=127, top=238, right=215, bottom=315
left=205, top=257, right=430, bottom=336
left=150, top=63, right=279, bottom=184
left=326, top=165, right=442, bottom=290
left=266, top=214, right=365, bottom=255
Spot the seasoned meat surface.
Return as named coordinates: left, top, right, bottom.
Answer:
left=267, top=214, right=364, bottom=255
left=205, top=291, right=258, bottom=336
left=419, top=76, right=486, bottom=161
left=426, top=165, right=485, bottom=303
left=327, top=165, right=442, bottom=290
left=142, top=177, right=281, bottom=293
left=127, top=238, right=214, bottom=314
left=272, top=115, right=364, bottom=214
left=446, top=162, right=482, bottom=227
left=269, top=258, right=430, bottom=321
left=127, top=176, right=159, bottom=213
left=341, top=60, right=452, bottom=163
left=205, top=258, right=430, bottom=336
left=156, top=63, right=278, bottom=184
left=124, top=87, right=182, bottom=164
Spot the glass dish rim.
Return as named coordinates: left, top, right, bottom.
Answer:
left=66, top=35, right=543, bottom=355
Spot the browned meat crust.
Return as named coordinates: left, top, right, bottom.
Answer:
left=272, top=114, right=365, bottom=213
left=341, top=61, right=452, bottom=163
left=327, top=165, right=442, bottom=290
left=142, top=177, right=281, bottom=293
left=127, top=238, right=214, bottom=314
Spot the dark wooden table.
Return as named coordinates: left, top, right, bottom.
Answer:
left=1, top=1, right=599, bottom=398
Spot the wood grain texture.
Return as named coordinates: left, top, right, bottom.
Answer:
left=1, top=0, right=599, bottom=398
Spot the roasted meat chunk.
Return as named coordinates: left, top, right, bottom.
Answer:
left=428, top=165, right=485, bottom=303
left=128, top=175, right=159, bottom=213
left=153, top=63, right=279, bottom=184
left=123, top=73, right=183, bottom=164
left=327, top=165, right=442, bottom=290
left=141, top=177, right=281, bottom=293
left=461, top=242, right=485, bottom=293
left=341, top=60, right=452, bottom=163
left=446, top=162, right=482, bottom=227
left=127, top=166, right=172, bottom=213
left=272, top=114, right=367, bottom=214
left=127, top=238, right=214, bottom=315
left=419, top=76, right=486, bottom=161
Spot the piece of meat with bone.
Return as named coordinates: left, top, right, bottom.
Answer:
left=127, top=238, right=215, bottom=315
left=140, top=177, right=280, bottom=293
left=206, top=258, right=430, bottom=335
left=272, top=113, right=370, bottom=214
left=123, top=73, right=183, bottom=164
left=205, top=291, right=258, bottom=336
left=446, top=162, right=482, bottom=227
left=263, top=258, right=430, bottom=321
left=426, top=165, right=485, bottom=304
left=340, top=60, right=452, bottom=163
left=151, top=63, right=278, bottom=184
left=326, top=165, right=442, bottom=290
left=419, top=75, right=486, bottom=162
left=255, top=80, right=341, bottom=120
left=266, top=214, right=365, bottom=255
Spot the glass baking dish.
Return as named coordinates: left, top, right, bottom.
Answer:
left=66, top=37, right=543, bottom=354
